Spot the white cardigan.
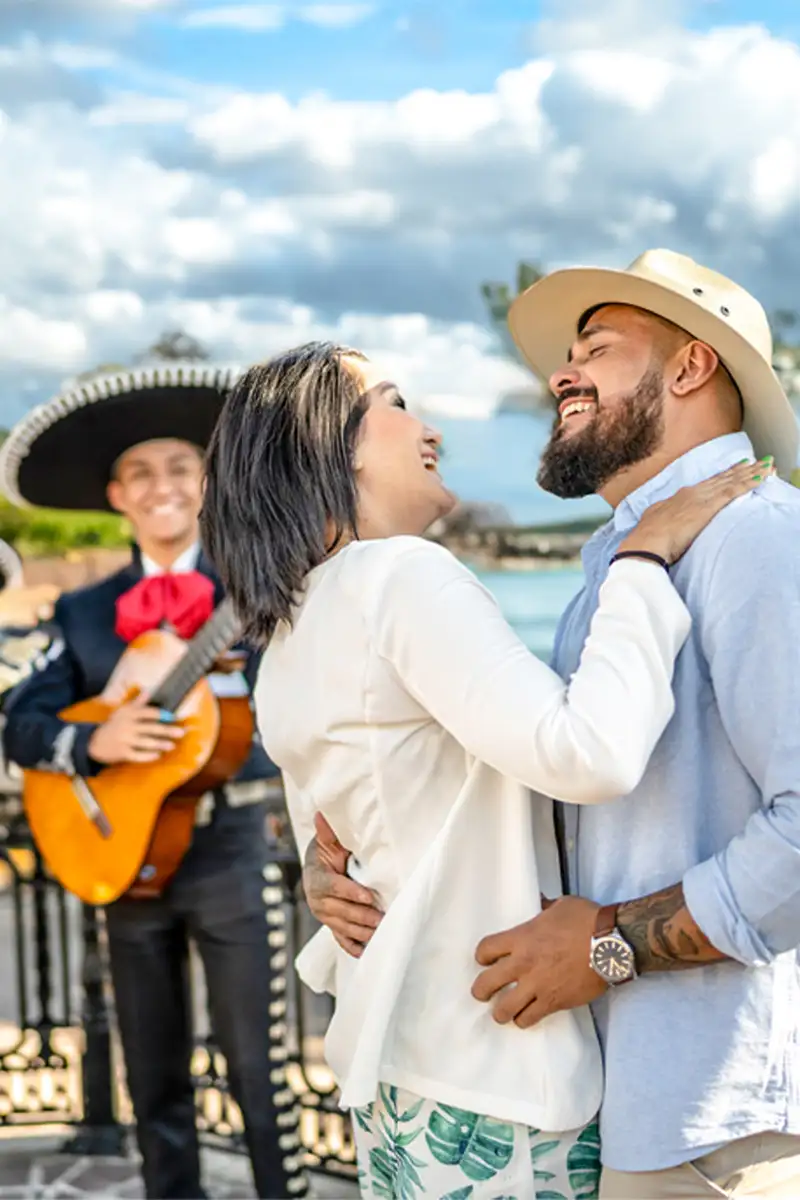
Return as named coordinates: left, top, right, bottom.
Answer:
left=255, top=536, right=690, bottom=1132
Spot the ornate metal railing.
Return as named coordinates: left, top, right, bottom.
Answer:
left=0, top=785, right=355, bottom=1181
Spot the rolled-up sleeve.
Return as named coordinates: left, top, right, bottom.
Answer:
left=683, top=500, right=800, bottom=965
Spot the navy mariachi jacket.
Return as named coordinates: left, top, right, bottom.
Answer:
left=2, top=546, right=277, bottom=784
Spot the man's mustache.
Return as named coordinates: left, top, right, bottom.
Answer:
left=552, top=386, right=600, bottom=407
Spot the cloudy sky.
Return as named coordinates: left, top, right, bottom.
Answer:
left=1, top=0, right=799, bottom=423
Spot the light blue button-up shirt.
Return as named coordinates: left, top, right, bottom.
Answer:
left=552, top=432, right=800, bottom=1172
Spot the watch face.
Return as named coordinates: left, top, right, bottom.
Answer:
left=591, top=934, right=635, bottom=984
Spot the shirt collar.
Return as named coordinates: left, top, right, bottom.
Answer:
left=612, top=432, right=755, bottom=535
left=140, top=542, right=201, bottom=578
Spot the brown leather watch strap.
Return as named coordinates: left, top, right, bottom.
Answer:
left=594, top=903, right=618, bottom=938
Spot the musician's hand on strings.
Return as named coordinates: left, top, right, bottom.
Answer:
left=87, top=692, right=184, bottom=765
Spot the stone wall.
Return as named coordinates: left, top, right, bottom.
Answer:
left=19, top=548, right=131, bottom=589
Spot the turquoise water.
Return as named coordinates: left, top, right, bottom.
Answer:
left=475, top=566, right=583, bottom=659
left=434, top=410, right=610, bottom=527
left=433, top=410, right=594, bottom=657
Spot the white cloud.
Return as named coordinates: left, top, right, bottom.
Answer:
left=88, top=92, right=191, bottom=125
left=180, top=2, right=374, bottom=33
left=0, top=0, right=174, bottom=30
left=83, top=290, right=145, bottom=324
left=566, top=49, right=673, bottom=112
left=49, top=43, right=122, bottom=70
left=3, top=0, right=800, bottom=427
left=749, top=137, right=800, bottom=221
left=0, top=300, right=86, bottom=370
left=181, top=4, right=285, bottom=31
left=300, top=4, right=375, bottom=29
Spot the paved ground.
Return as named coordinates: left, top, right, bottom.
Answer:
left=0, top=1137, right=359, bottom=1199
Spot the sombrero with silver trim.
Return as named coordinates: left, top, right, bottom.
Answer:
left=0, top=540, right=23, bottom=591
left=0, top=361, right=242, bottom=512
left=508, top=248, right=799, bottom=479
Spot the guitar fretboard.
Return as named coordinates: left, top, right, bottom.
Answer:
left=150, top=599, right=243, bottom=712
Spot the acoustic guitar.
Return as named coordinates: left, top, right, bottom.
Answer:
left=23, top=599, right=254, bottom=906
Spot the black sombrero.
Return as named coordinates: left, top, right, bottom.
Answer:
left=0, top=362, right=242, bottom=512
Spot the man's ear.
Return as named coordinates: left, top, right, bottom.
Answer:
left=671, top=340, right=719, bottom=398
left=106, top=479, right=125, bottom=515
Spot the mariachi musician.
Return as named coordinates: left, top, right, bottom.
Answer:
left=0, top=364, right=308, bottom=1200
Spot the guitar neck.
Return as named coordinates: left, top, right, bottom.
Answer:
left=150, top=598, right=243, bottom=712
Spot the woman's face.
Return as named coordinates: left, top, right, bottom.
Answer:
left=345, top=356, right=458, bottom=537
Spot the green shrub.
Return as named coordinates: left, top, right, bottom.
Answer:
left=0, top=497, right=127, bottom=557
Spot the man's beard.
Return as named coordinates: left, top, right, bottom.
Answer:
left=537, top=366, right=665, bottom=499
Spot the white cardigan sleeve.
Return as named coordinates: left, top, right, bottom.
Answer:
left=281, top=770, right=339, bottom=995
left=281, top=770, right=315, bottom=864
left=370, top=541, right=691, bottom=805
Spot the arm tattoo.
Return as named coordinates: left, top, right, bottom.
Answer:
left=616, top=883, right=730, bottom=974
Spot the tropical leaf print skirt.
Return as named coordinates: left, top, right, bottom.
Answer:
left=353, top=1084, right=600, bottom=1200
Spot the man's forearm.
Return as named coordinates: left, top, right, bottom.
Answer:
left=617, top=882, right=729, bottom=973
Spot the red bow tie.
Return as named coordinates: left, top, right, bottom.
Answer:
left=115, top=571, right=216, bottom=643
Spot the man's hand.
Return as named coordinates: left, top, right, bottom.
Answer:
left=472, top=895, right=607, bottom=1028
left=303, top=813, right=382, bottom=958
left=88, top=693, right=184, bottom=765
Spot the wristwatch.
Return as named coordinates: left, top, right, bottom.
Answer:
left=589, top=904, right=637, bottom=986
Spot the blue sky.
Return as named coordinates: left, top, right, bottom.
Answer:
left=58, top=1, right=800, bottom=100
left=1, top=0, right=799, bottom=423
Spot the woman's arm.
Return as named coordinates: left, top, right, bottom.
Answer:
left=371, top=542, right=690, bottom=805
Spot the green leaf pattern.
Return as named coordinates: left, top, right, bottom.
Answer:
left=426, top=1104, right=516, bottom=1182
left=566, top=1120, right=600, bottom=1200
left=367, top=1086, right=428, bottom=1200
left=352, top=1086, right=600, bottom=1199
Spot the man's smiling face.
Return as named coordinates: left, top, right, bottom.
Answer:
left=537, top=304, right=670, bottom=499
left=106, top=438, right=204, bottom=549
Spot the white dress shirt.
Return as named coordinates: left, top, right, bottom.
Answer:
left=255, top=536, right=690, bottom=1132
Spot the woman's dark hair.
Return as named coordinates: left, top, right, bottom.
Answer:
left=200, top=340, right=368, bottom=645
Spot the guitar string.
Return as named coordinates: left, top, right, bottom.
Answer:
left=152, top=601, right=242, bottom=712
left=158, top=620, right=239, bottom=710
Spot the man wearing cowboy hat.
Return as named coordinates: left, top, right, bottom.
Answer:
left=0, top=365, right=308, bottom=1200
left=305, top=251, right=800, bottom=1197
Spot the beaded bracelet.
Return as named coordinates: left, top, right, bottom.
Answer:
left=609, top=549, right=670, bottom=572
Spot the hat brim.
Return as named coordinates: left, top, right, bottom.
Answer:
left=0, top=539, right=22, bottom=590
left=508, top=267, right=799, bottom=479
left=0, top=365, right=239, bottom=512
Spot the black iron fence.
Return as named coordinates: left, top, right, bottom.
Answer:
left=0, top=786, right=355, bottom=1182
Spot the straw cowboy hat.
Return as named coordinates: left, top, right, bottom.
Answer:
left=508, top=248, right=799, bottom=479
left=0, top=361, right=242, bottom=512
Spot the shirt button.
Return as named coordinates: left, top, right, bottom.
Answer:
left=568, top=838, right=575, bottom=851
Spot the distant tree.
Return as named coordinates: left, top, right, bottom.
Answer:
left=74, top=362, right=127, bottom=382
left=770, top=311, right=800, bottom=407
left=139, top=329, right=210, bottom=363
left=478, top=261, right=548, bottom=414
left=480, top=262, right=544, bottom=362
left=772, top=309, right=800, bottom=351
